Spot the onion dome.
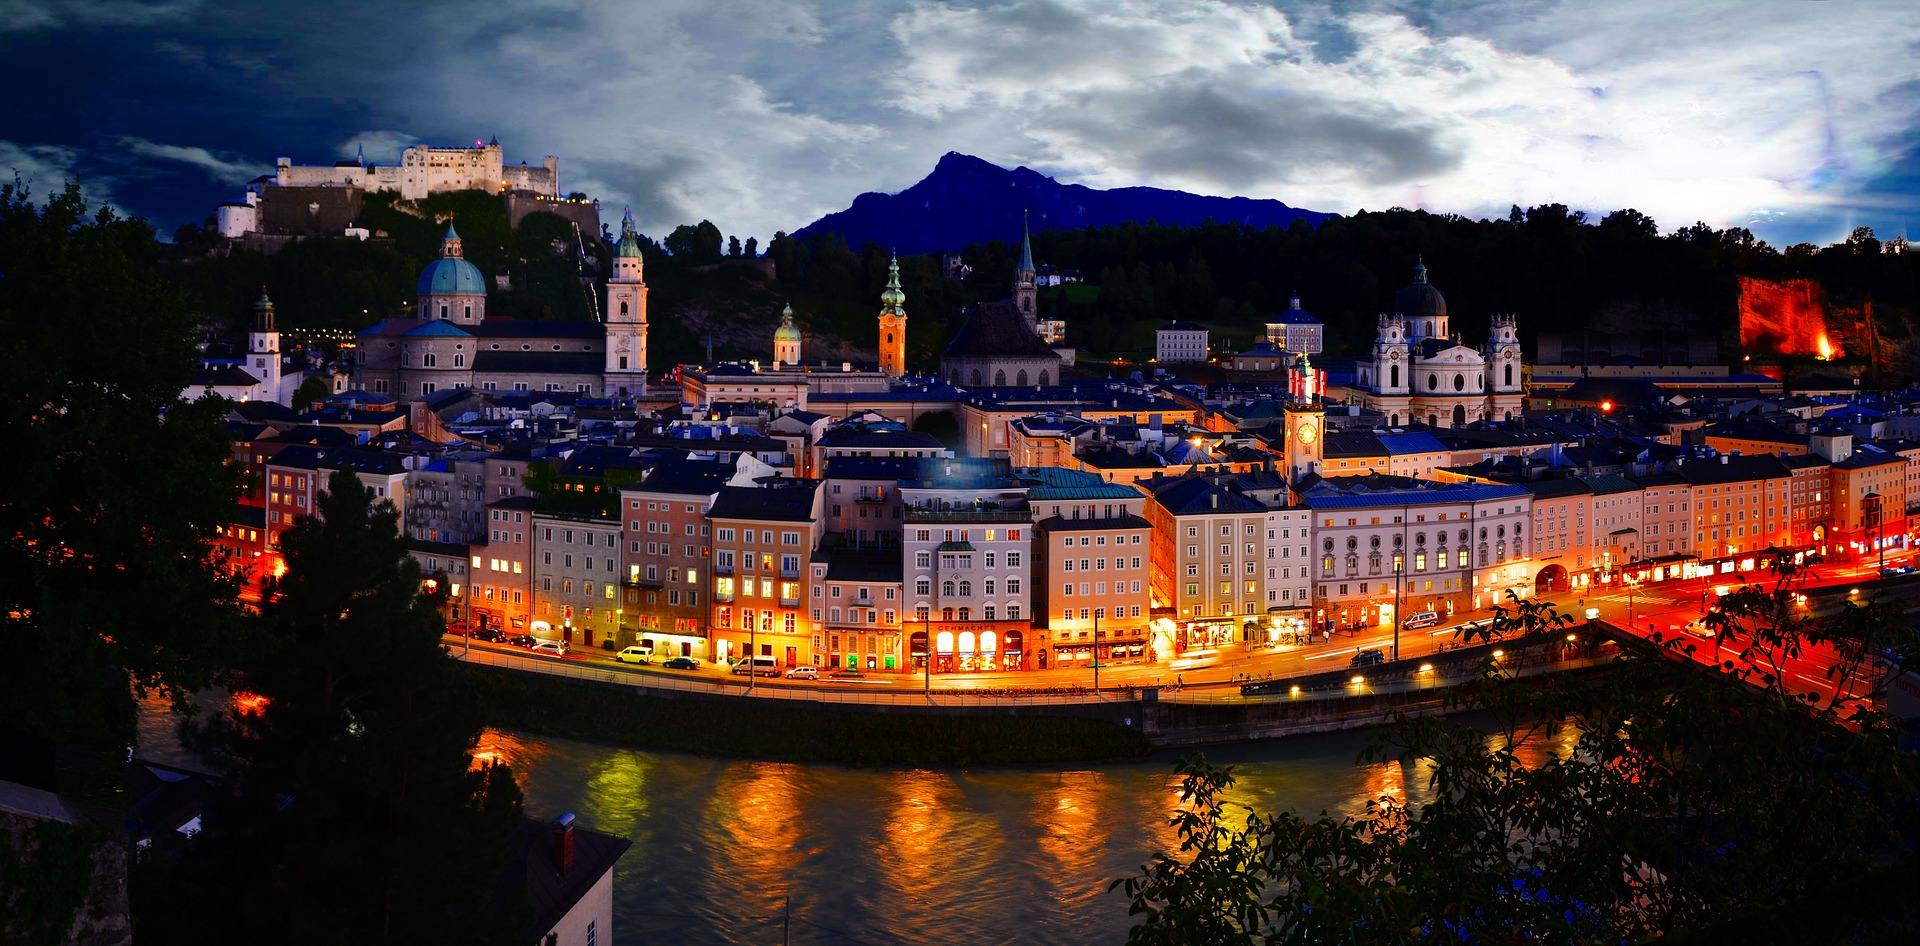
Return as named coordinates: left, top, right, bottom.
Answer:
left=774, top=303, right=803, bottom=343
left=880, top=253, right=906, bottom=313
left=416, top=223, right=486, bottom=295
left=614, top=206, right=644, bottom=259
left=1392, top=259, right=1446, bottom=318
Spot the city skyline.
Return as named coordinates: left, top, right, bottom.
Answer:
left=5, top=0, right=1917, bottom=248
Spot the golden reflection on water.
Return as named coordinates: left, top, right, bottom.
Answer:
left=579, top=749, right=652, bottom=837
left=1035, top=770, right=1110, bottom=901
left=876, top=770, right=966, bottom=893
left=473, top=728, right=553, bottom=773
left=707, top=762, right=811, bottom=903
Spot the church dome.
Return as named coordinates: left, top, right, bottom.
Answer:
left=774, top=304, right=803, bottom=343
left=1392, top=261, right=1446, bottom=318
left=614, top=207, right=645, bottom=259
left=417, top=223, right=486, bottom=295
left=417, top=256, right=487, bottom=295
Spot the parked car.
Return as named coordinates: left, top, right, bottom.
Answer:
left=1402, top=611, right=1440, bottom=630
left=614, top=646, right=653, bottom=665
left=529, top=638, right=568, bottom=656
left=827, top=668, right=866, bottom=681
left=661, top=656, right=701, bottom=671
left=445, top=620, right=470, bottom=636
left=784, top=665, right=819, bottom=680
left=1349, top=648, right=1386, bottom=667
left=731, top=656, right=780, bottom=677
left=1881, top=565, right=1914, bottom=578
left=504, top=634, right=536, bottom=649
left=470, top=628, right=504, bottom=643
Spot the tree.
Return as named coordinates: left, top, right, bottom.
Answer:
left=0, top=181, right=248, bottom=783
left=291, top=374, right=332, bottom=411
left=728, top=235, right=742, bottom=257
left=744, top=236, right=759, bottom=258
left=1116, top=556, right=1920, bottom=944
left=146, top=471, right=526, bottom=944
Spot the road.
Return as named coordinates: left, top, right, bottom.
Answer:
left=449, top=552, right=1904, bottom=703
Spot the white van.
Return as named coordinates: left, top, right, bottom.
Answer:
left=731, top=655, right=779, bottom=677
left=1403, top=611, right=1440, bottom=630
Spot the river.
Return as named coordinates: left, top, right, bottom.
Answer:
left=139, top=695, right=1568, bottom=945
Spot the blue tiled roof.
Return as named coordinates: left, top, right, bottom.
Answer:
left=404, top=320, right=474, bottom=337
left=1304, top=482, right=1529, bottom=510
left=417, top=256, right=487, bottom=295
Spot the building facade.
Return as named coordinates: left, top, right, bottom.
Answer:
left=1349, top=263, right=1525, bottom=428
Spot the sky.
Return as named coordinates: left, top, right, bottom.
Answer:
left=5, top=0, right=1918, bottom=249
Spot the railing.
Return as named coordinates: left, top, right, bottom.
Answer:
left=713, top=562, right=733, bottom=576
left=904, top=508, right=1032, bottom=524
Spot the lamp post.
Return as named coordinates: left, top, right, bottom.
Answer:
left=1866, top=491, right=1884, bottom=577
left=1392, top=546, right=1404, bottom=663
left=748, top=618, right=757, bottom=694
left=1092, top=611, right=1102, bottom=695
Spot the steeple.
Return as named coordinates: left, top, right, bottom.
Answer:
left=252, top=286, right=276, bottom=334
left=877, top=252, right=907, bottom=377
left=604, top=207, right=649, bottom=388
left=1016, top=209, right=1035, bottom=273
left=614, top=206, right=644, bottom=259
left=439, top=223, right=463, bottom=259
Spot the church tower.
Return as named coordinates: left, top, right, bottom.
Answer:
left=774, top=303, right=803, bottom=367
left=248, top=287, right=282, bottom=403
left=1283, top=357, right=1324, bottom=492
left=1013, top=212, right=1037, bottom=330
left=605, top=208, right=649, bottom=394
left=877, top=253, right=907, bottom=377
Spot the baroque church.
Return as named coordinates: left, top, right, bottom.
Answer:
left=355, top=214, right=650, bottom=400
left=1349, top=262, right=1524, bottom=428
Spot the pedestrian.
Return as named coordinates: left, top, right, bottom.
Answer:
left=1177, top=674, right=1183, bottom=687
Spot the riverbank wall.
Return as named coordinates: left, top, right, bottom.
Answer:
left=466, top=631, right=1623, bottom=764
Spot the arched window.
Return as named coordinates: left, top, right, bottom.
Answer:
left=940, top=609, right=954, bottom=624
left=937, top=628, right=954, bottom=650
left=1038, top=370, right=1051, bottom=386
left=1453, top=405, right=1466, bottom=427
left=1454, top=373, right=1465, bottom=392
left=959, top=580, right=972, bottom=596
left=887, top=333, right=893, bottom=343
left=941, top=581, right=954, bottom=596
left=620, top=302, right=628, bottom=315
left=1390, top=365, right=1400, bottom=388
left=958, top=607, right=972, bottom=621
left=1016, top=370, right=1028, bottom=385
left=994, top=370, right=1006, bottom=386
left=463, top=305, right=472, bottom=320
left=970, top=369, right=983, bottom=386
left=453, top=353, right=464, bottom=367
left=1424, top=320, right=1433, bottom=336
left=1504, top=364, right=1514, bottom=387
left=422, top=353, right=437, bottom=367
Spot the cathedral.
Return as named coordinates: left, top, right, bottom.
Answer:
left=938, top=219, right=1067, bottom=387
left=1350, top=262, right=1524, bottom=428
left=355, top=214, right=650, bottom=399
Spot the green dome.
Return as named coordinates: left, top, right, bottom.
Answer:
left=879, top=254, right=906, bottom=312
left=614, top=206, right=644, bottom=260
left=774, top=303, right=803, bottom=342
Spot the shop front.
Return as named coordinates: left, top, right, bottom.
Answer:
left=908, top=621, right=1032, bottom=673
left=826, top=627, right=903, bottom=671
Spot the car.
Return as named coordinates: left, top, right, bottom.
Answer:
left=1684, top=619, right=1715, bottom=637
left=1881, top=566, right=1915, bottom=578
left=827, top=668, right=866, bottom=681
left=529, top=638, right=568, bottom=656
left=614, top=646, right=653, bottom=665
left=504, top=634, right=535, bottom=648
left=731, top=656, right=780, bottom=677
left=661, top=656, right=700, bottom=671
left=445, top=620, right=470, bottom=636
left=470, top=628, right=504, bottom=643
left=1349, top=648, right=1386, bottom=667
left=784, top=665, right=819, bottom=680
left=1402, top=611, right=1440, bottom=630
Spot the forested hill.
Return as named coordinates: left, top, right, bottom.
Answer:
left=763, top=207, right=1913, bottom=373
left=792, top=152, right=1330, bottom=257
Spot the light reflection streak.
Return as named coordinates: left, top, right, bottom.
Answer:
left=1035, top=770, right=1110, bottom=902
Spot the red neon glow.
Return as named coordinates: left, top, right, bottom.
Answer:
left=1739, top=276, right=1842, bottom=359
left=233, top=692, right=270, bottom=716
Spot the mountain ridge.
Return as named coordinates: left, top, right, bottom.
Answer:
left=792, top=152, right=1332, bottom=255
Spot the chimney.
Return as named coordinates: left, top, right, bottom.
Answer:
left=1209, top=493, right=1218, bottom=509
left=556, top=812, right=576, bottom=873
left=1720, top=454, right=1728, bottom=465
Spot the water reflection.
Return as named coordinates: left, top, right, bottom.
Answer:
left=1034, top=770, right=1110, bottom=905
left=705, top=763, right=813, bottom=920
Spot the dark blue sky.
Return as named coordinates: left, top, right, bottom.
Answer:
left=6, top=0, right=1916, bottom=248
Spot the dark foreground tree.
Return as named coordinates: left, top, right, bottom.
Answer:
left=1117, top=556, right=1920, bottom=944
left=138, top=471, right=525, bottom=945
left=0, top=181, right=246, bottom=785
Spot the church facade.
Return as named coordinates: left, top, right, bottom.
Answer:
left=1349, top=263, right=1524, bottom=428
left=355, top=215, right=650, bottom=400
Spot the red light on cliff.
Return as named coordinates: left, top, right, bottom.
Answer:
left=233, top=692, right=270, bottom=716
left=1600, top=400, right=1614, bottom=413
left=1817, top=334, right=1834, bottom=360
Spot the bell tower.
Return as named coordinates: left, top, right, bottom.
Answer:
left=606, top=207, right=649, bottom=393
left=1013, top=211, right=1037, bottom=331
left=248, top=287, right=282, bottom=403
left=877, top=253, right=907, bottom=377
left=1284, top=359, right=1323, bottom=490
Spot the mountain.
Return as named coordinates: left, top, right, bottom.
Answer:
left=791, top=152, right=1332, bottom=255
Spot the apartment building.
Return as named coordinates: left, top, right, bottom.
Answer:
left=708, top=482, right=824, bottom=668
left=471, top=495, right=535, bottom=633
left=531, top=511, right=624, bottom=647
left=901, top=458, right=1034, bottom=672
left=617, top=456, right=745, bottom=657
left=810, top=548, right=905, bottom=671
left=1144, top=476, right=1272, bottom=651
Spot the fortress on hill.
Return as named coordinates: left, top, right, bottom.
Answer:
left=272, top=139, right=560, bottom=201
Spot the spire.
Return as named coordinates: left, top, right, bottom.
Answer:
left=615, top=206, right=644, bottom=259
left=1413, top=255, right=1427, bottom=283
left=1289, top=292, right=1302, bottom=310
left=356, top=142, right=365, bottom=165
left=1016, top=209, right=1035, bottom=273
left=879, top=252, right=906, bottom=315
left=440, top=222, right=463, bottom=259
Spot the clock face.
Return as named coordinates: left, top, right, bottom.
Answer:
left=1297, top=421, right=1318, bottom=445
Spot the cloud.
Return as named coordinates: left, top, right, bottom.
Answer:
left=881, top=0, right=1920, bottom=241
left=339, top=131, right=420, bottom=165
left=119, top=137, right=260, bottom=186
left=0, top=139, right=119, bottom=210
left=0, top=0, right=199, bottom=31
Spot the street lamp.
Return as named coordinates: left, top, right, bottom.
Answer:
left=1865, top=491, right=1885, bottom=577
left=1092, top=611, right=1102, bottom=695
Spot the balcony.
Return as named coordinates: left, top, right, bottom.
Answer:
left=714, top=562, right=734, bottom=576
left=903, top=505, right=1031, bottom=524
left=780, top=567, right=801, bottom=580
left=781, top=596, right=801, bottom=608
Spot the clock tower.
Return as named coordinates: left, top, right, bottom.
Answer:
left=1284, top=356, right=1324, bottom=491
